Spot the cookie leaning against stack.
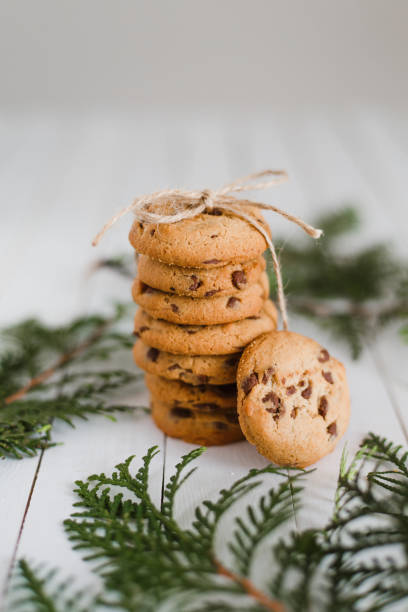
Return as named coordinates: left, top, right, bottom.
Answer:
left=129, top=205, right=278, bottom=445
left=237, top=331, right=350, bottom=467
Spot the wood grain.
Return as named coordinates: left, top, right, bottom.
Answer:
left=0, top=110, right=406, bottom=607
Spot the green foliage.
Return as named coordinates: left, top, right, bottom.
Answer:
left=274, top=433, right=408, bottom=611
left=11, top=560, right=94, bottom=612
left=61, top=448, right=299, bottom=611
left=0, top=304, right=142, bottom=459
left=270, top=207, right=408, bottom=358
left=400, top=324, right=408, bottom=343
left=9, top=434, right=408, bottom=611
left=91, top=255, right=135, bottom=280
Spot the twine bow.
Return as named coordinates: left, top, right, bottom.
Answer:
left=92, top=170, right=322, bottom=330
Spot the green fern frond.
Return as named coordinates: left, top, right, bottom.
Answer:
left=162, top=447, right=205, bottom=518
left=61, top=449, right=302, bottom=611
left=273, top=432, right=408, bottom=611
left=9, top=434, right=408, bottom=611
left=229, top=473, right=304, bottom=577
left=9, top=560, right=95, bottom=612
left=270, top=207, right=408, bottom=358
left=0, top=304, right=143, bottom=459
left=314, top=206, right=360, bottom=239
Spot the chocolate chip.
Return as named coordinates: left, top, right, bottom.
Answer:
left=262, top=367, right=274, bottom=384
left=286, top=385, right=296, bottom=395
left=146, top=347, right=159, bottom=362
left=290, top=407, right=298, bottom=419
left=133, top=331, right=140, bottom=338
left=197, top=374, right=209, bottom=384
left=139, top=326, right=150, bottom=333
left=301, top=384, right=312, bottom=399
left=322, top=371, right=334, bottom=384
left=139, top=222, right=144, bottom=229
left=202, top=259, right=221, bottom=264
left=205, top=290, right=218, bottom=297
left=189, top=275, right=203, bottom=291
left=231, top=270, right=247, bottom=290
left=170, top=304, right=180, bottom=314
left=264, top=393, right=284, bottom=421
left=318, top=349, right=330, bottom=363
left=262, top=391, right=280, bottom=408
left=171, top=407, right=192, bottom=419
left=168, top=363, right=181, bottom=371
left=227, top=297, right=241, bottom=308
left=327, top=422, right=337, bottom=437
left=241, top=372, right=258, bottom=395
left=213, top=421, right=228, bottom=430
left=318, top=396, right=328, bottom=418
left=150, top=229, right=155, bottom=236
left=210, top=234, right=218, bottom=238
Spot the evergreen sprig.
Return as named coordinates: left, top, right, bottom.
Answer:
left=271, top=207, right=408, bottom=358
left=10, top=560, right=95, bottom=612
left=0, top=304, right=143, bottom=459
left=273, top=433, right=408, bottom=611
left=9, top=433, right=408, bottom=611
left=62, top=449, right=298, bottom=611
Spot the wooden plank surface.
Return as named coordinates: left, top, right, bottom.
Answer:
left=1, top=111, right=407, bottom=606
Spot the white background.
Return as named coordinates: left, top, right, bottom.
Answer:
left=1, top=1, right=407, bottom=609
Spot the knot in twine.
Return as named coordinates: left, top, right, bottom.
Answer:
left=92, top=169, right=323, bottom=331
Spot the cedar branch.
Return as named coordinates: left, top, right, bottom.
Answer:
left=290, top=298, right=408, bottom=321
left=4, top=320, right=111, bottom=405
left=214, top=558, right=286, bottom=612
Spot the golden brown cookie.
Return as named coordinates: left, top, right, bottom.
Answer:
left=151, top=398, right=243, bottom=446
left=129, top=205, right=270, bottom=267
left=134, top=300, right=278, bottom=355
left=133, top=339, right=240, bottom=385
left=137, top=255, right=266, bottom=298
left=145, top=373, right=236, bottom=408
left=237, top=331, right=350, bottom=467
left=132, top=273, right=269, bottom=325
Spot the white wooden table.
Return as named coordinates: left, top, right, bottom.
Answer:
left=1, top=110, right=407, bottom=607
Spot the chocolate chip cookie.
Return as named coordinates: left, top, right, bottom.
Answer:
left=137, top=255, right=266, bottom=298
left=132, top=273, right=269, bottom=325
left=129, top=204, right=270, bottom=267
left=151, top=398, right=243, bottom=446
left=237, top=331, right=350, bottom=467
left=145, top=373, right=236, bottom=408
left=134, top=300, right=278, bottom=355
left=133, top=339, right=240, bottom=385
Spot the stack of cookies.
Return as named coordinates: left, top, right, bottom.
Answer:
left=129, top=203, right=278, bottom=446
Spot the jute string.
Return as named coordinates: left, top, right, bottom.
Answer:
left=92, top=170, right=322, bottom=330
